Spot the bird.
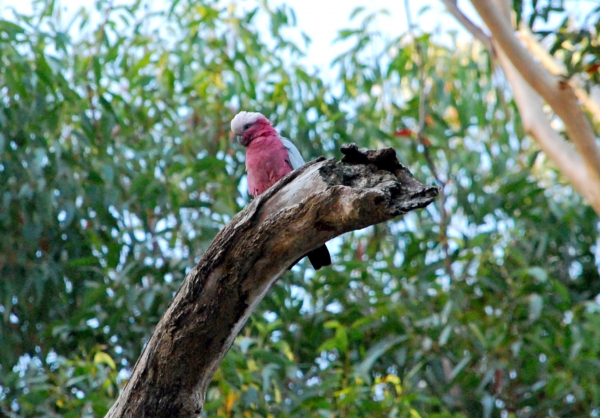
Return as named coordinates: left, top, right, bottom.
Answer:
left=230, top=111, right=331, bottom=270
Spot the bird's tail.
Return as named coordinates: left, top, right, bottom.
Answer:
left=288, top=243, right=332, bottom=271
left=307, top=244, right=332, bottom=270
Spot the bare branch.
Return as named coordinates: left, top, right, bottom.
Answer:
left=440, top=0, right=494, bottom=53
left=105, top=146, right=438, bottom=417
left=496, top=48, right=592, bottom=200
left=441, top=0, right=600, bottom=214
left=517, top=25, right=600, bottom=123
left=472, top=0, right=600, bottom=194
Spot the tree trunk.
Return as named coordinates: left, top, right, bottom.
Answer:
left=105, top=144, right=438, bottom=417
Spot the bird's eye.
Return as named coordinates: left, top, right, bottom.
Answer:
left=243, top=123, right=251, bottom=131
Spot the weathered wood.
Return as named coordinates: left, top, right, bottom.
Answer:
left=105, top=145, right=438, bottom=417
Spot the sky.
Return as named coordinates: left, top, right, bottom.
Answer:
left=268, top=0, right=475, bottom=71
left=0, top=0, right=477, bottom=75
left=2, top=0, right=595, bottom=77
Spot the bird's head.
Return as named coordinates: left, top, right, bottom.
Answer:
left=230, top=111, right=272, bottom=146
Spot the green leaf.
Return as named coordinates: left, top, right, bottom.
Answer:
left=526, top=267, right=548, bottom=282
left=0, top=19, right=25, bottom=35
left=353, top=335, right=408, bottom=383
left=94, top=351, right=117, bottom=370
left=528, top=293, right=544, bottom=323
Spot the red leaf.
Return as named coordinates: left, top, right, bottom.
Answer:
left=394, top=128, right=413, bottom=137
left=356, top=241, right=364, bottom=261
left=420, top=137, right=432, bottom=147
left=586, top=63, right=600, bottom=74
left=493, top=369, right=502, bottom=394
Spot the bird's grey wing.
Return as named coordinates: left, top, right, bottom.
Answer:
left=280, top=136, right=305, bottom=169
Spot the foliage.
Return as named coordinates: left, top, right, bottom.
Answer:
left=1, top=0, right=599, bottom=417
left=513, top=0, right=600, bottom=85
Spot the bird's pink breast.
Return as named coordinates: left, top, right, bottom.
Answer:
left=246, top=135, right=292, bottom=197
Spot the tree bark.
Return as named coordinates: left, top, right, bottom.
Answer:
left=105, top=145, right=438, bottom=418
left=517, top=24, right=600, bottom=123
left=471, top=0, right=600, bottom=210
left=442, top=0, right=600, bottom=216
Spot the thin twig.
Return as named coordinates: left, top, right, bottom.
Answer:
left=404, top=0, right=453, bottom=279
left=404, top=1, right=443, bottom=185
left=85, top=2, right=114, bottom=147
left=440, top=0, right=495, bottom=55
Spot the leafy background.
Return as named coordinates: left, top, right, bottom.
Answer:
left=1, top=0, right=599, bottom=417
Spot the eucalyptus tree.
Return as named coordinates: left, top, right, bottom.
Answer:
left=1, top=0, right=599, bottom=417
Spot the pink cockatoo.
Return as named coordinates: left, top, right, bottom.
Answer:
left=231, top=111, right=331, bottom=270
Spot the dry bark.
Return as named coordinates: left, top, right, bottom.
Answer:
left=105, top=145, right=438, bottom=418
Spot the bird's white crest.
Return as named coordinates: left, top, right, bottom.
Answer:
left=231, top=111, right=306, bottom=169
left=230, top=111, right=265, bottom=135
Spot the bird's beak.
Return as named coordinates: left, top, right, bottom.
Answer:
left=238, top=135, right=250, bottom=147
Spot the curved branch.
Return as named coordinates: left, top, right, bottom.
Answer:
left=440, top=0, right=494, bottom=53
left=105, top=145, right=438, bottom=417
left=496, top=48, right=590, bottom=193
left=517, top=25, right=600, bottom=123
left=472, top=0, right=600, bottom=193
left=442, top=0, right=600, bottom=214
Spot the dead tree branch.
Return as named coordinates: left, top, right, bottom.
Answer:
left=105, top=145, right=438, bottom=417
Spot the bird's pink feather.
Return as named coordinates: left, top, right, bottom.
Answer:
left=244, top=118, right=293, bottom=196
